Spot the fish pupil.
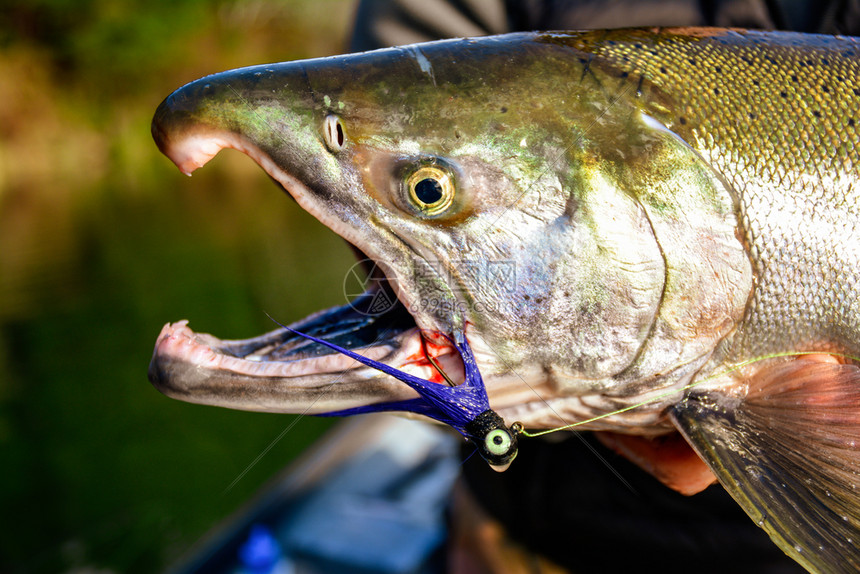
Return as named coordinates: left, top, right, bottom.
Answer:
left=493, top=434, right=504, bottom=445
left=414, top=178, right=443, bottom=204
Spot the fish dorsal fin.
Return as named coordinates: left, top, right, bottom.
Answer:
left=671, top=359, right=860, bottom=573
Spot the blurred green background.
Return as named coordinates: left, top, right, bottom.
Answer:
left=0, top=1, right=358, bottom=571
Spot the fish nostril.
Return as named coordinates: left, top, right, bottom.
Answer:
left=323, top=114, right=345, bottom=152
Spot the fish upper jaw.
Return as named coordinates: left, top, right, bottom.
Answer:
left=151, top=74, right=466, bottom=339
left=152, top=127, right=273, bottom=179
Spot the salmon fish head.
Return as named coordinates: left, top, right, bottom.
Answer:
left=149, top=32, right=750, bottom=434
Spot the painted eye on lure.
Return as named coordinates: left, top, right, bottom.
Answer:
left=485, top=428, right=513, bottom=456
left=323, top=114, right=345, bottom=152
left=406, top=165, right=455, bottom=215
left=466, top=409, right=519, bottom=472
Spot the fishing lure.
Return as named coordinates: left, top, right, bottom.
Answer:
left=279, top=323, right=521, bottom=471
left=283, top=328, right=860, bottom=473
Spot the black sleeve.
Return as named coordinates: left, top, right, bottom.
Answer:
left=350, top=0, right=511, bottom=52
left=350, top=0, right=860, bottom=52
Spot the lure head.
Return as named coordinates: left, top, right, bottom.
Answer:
left=466, top=410, right=519, bottom=472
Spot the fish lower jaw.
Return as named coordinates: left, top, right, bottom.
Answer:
left=151, top=320, right=400, bottom=378
left=148, top=318, right=476, bottom=409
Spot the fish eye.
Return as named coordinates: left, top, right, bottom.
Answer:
left=484, top=428, right=513, bottom=456
left=323, top=114, right=345, bottom=152
left=406, top=165, right=455, bottom=215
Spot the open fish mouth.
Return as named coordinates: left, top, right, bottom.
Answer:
left=196, top=285, right=414, bottom=365
left=148, top=278, right=474, bottom=413
left=147, top=81, right=472, bottom=415
left=159, top=284, right=410, bottom=364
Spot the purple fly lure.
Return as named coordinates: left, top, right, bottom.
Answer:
left=282, top=325, right=519, bottom=470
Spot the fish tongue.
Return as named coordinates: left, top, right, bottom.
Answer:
left=671, top=358, right=860, bottom=572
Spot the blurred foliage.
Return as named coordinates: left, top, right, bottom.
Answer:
left=0, top=1, right=356, bottom=572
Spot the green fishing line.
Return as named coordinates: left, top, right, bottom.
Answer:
left=519, top=350, right=860, bottom=438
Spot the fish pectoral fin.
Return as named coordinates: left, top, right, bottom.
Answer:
left=595, top=431, right=717, bottom=496
left=671, top=358, right=860, bottom=572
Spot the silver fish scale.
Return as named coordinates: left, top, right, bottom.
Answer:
left=591, top=30, right=860, bottom=361
left=723, top=171, right=860, bottom=360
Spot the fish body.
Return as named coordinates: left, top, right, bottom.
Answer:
left=149, top=29, right=860, bottom=572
